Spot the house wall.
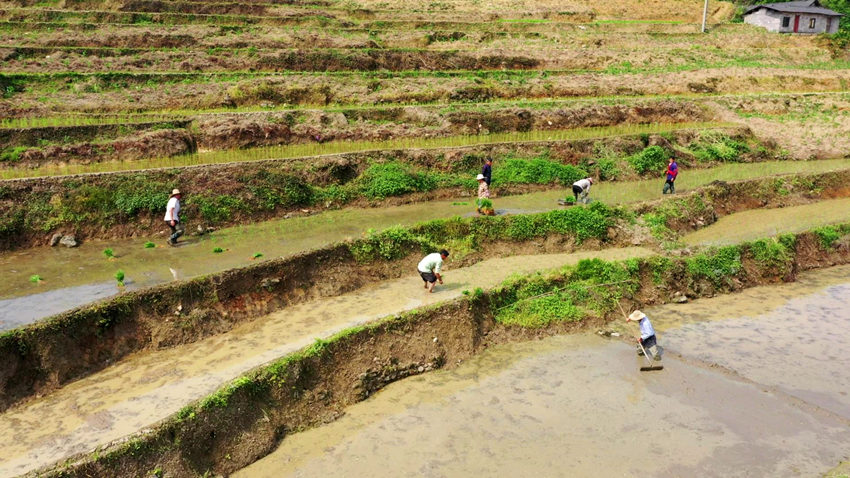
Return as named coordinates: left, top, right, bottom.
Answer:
left=744, top=8, right=840, bottom=34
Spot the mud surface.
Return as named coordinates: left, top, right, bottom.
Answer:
left=4, top=158, right=850, bottom=325
left=237, top=265, right=850, bottom=477
left=0, top=248, right=653, bottom=477
left=682, top=197, right=850, bottom=246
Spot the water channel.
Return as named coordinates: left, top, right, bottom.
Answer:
left=236, top=264, right=850, bottom=477
left=3, top=158, right=850, bottom=328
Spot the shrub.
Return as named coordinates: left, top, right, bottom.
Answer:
left=686, top=246, right=742, bottom=286
left=359, top=162, right=436, bottom=199
left=191, top=195, right=247, bottom=223
left=348, top=226, right=433, bottom=262
left=249, top=171, right=314, bottom=210
left=0, top=146, right=28, bottom=163
left=627, top=145, right=667, bottom=175
left=814, top=225, right=841, bottom=249
left=114, top=185, right=170, bottom=216
left=493, top=158, right=586, bottom=186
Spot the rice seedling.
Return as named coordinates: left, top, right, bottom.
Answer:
left=252, top=252, right=263, bottom=259
left=144, top=241, right=156, bottom=248
left=115, top=270, right=125, bottom=286
left=103, top=248, right=114, bottom=258
left=213, top=247, right=225, bottom=253
left=29, top=274, right=42, bottom=283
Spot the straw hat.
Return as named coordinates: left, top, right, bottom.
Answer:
left=171, top=188, right=181, bottom=196
left=628, top=310, right=646, bottom=322
left=476, top=174, right=485, bottom=180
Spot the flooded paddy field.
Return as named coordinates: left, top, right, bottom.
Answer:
left=236, top=265, right=850, bottom=477
left=683, top=197, right=850, bottom=246
left=0, top=248, right=654, bottom=477
left=4, top=158, right=850, bottom=327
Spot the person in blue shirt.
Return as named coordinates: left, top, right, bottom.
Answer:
left=481, top=157, right=492, bottom=187
left=627, top=310, right=661, bottom=361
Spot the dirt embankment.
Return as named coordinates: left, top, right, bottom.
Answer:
left=32, top=226, right=850, bottom=478
left=0, top=126, right=735, bottom=251
left=2, top=168, right=849, bottom=413
left=2, top=100, right=703, bottom=167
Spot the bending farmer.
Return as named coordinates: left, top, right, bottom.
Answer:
left=164, top=188, right=184, bottom=246
left=418, top=249, right=449, bottom=293
left=627, top=310, right=661, bottom=361
left=572, top=177, right=593, bottom=204
left=663, top=157, right=678, bottom=194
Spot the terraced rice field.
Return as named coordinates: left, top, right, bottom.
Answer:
left=3, top=0, right=850, bottom=475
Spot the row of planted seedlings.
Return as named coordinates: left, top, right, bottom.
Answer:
left=0, top=96, right=712, bottom=171
left=1, top=166, right=846, bottom=413
left=35, top=221, right=850, bottom=478
left=0, top=126, right=760, bottom=250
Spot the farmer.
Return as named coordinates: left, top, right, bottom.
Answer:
left=164, top=188, right=184, bottom=246
left=476, top=173, right=490, bottom=214
left=418, top=249, right=449, bottom=293
left=481, top=157, right=493, bottom=187
left=572, top=177, right=593, bottom=204
left=663, top=156, right=678, bottom=194
left=626, top=310, right=661, bottom=361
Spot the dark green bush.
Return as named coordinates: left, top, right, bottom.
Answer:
left=359, top=162, right=436, bottom=199
left=627, top=145, right=667, bottom=175
left=191, top=195, right=247, bottom=223
left=493, top=158, right=586, bottom=186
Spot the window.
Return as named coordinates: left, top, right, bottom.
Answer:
left=782, top=16, right=791, bottom=27
left=810, top=18, right=816, bottom=28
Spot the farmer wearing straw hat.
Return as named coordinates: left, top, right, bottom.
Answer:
left=164, top=188, right=184, bottom=246
left=476, top=173, right=491, bottom=214
left=626, top=310, right=661, bottom=361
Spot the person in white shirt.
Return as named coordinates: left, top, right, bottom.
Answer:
left=572, top=177, right=593, bottom=204
left=626, top=310, right=661, bottom=361
left=164, top=188, right=184, bottom=246
left=417, top=249, right=449, bottom=293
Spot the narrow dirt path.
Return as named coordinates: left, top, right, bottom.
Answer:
left=0, top=247, right=654, bottom=477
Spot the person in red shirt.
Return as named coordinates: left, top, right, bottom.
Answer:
left=663, top=157, right=678, bottom=194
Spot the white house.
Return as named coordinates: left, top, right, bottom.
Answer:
left=743, top=0, right=842, bottom=34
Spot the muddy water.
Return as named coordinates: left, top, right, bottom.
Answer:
left=236, top=265, right=850, bottom=478
left=0, top=247, right=653, bottom=477
left=683, top=197, right=850, bottom=246
left=3, top=159, right=850, bottom=326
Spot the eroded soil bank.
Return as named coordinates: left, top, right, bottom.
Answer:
left=26, top=227, right=850, bottom=478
